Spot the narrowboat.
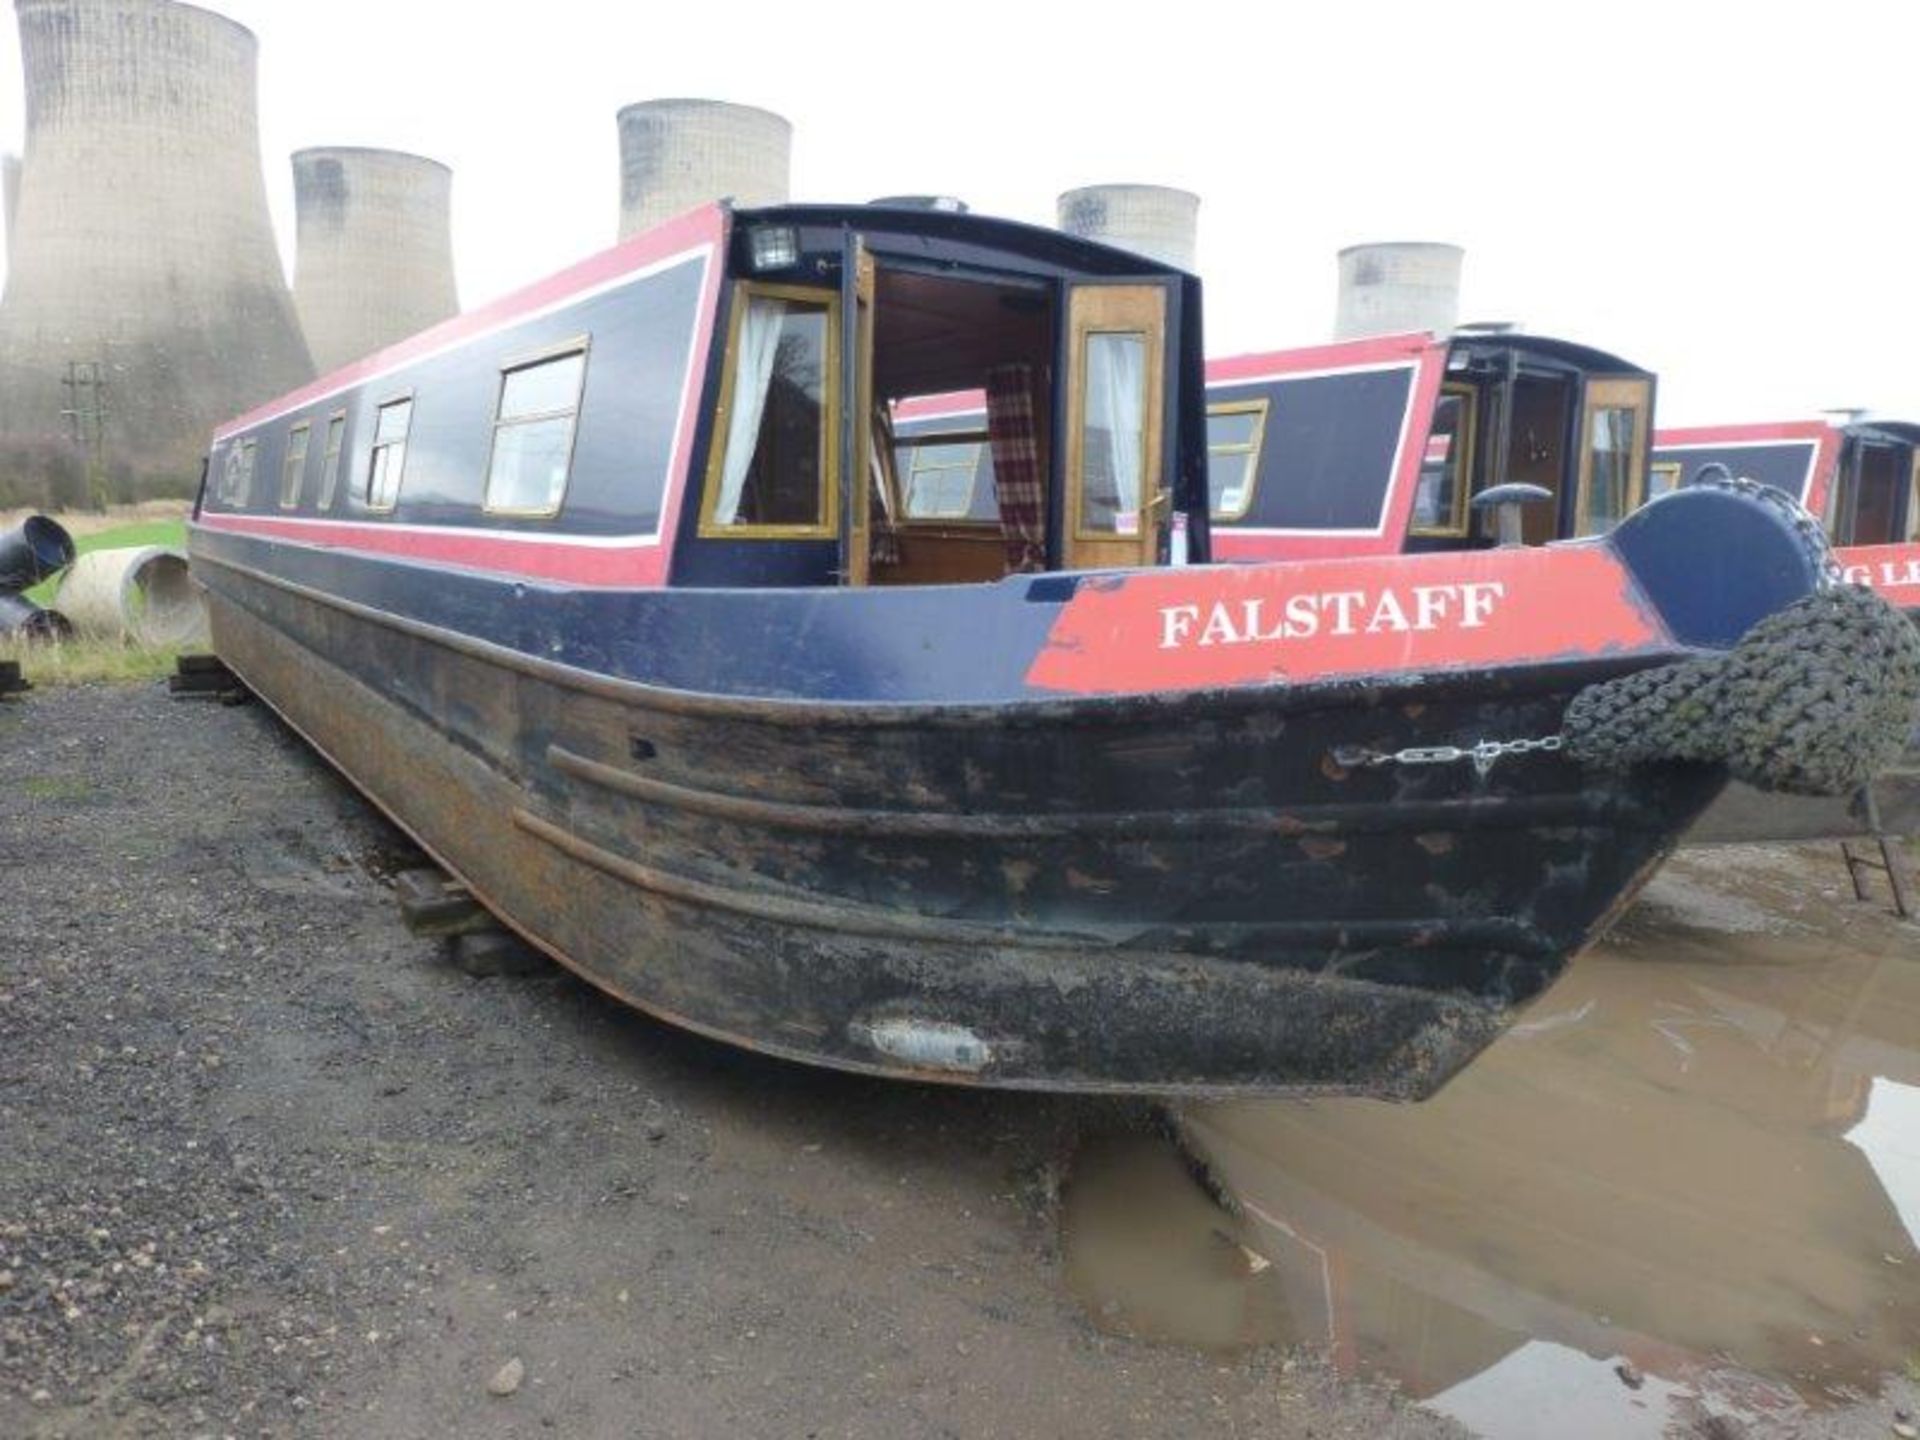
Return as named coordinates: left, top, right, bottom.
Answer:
left=1654, top=419, right=1920, bottom=846
left=187, top=204, right=1886, bottom=1099
left=894, top=327, right=1658, bottom=558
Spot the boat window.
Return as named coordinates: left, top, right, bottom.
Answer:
left=1077, top=331, right=1149, bottom=537
left=901, top=435, right=988, bottom=520
left=1206, top=400, right=1268, bottom=522
left=278, top=422, right=311, bottom=509
left=1649, top=460, right=1682, bottom=499
left=1846, top=443, right=1904, bottom=544
left=221, top=439, right=257, bottom=507
left=316, top=411, right=347, bottom=511
left=1576, top=378, right=1650, bottom=537
left=701, top=284, right=838, bottom=538
left=1909, top=454, right=1920, bottom=542
left=365, top=397, right=413, bottom=512
left=485, top=345, right=589, bottom=517
left=1409, top=385, right=1475, bottom=536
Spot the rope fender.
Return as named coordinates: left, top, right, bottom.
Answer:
left=1562, top=584, right=1920, bottom=796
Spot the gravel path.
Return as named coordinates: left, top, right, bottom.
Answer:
left=0, top=682, right=1451, bottom=1439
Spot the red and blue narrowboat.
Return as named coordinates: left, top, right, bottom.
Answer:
left=1653, top=417, right=1920, bottom=590
left=1653, top=418, right=1920, bottom=847
left=894, top=327, right=1658, bottom=559
left=187, top=205, right=1890, bottom=1099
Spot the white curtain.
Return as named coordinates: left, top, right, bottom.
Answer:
left=1091, top=334, right=1146, bottom=531
left=715, top=296, right=785, bottom=524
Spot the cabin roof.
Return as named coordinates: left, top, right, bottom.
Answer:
left=1449, top=331, right=1649, bottom=378
left=736, top=203, right=1198, bottom=279
left=1850, top=420, right=1920, bottom=446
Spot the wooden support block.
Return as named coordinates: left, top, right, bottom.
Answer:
left=0, top=660, right=29, bottom=699
left=169, top=653, right=247, bottom=702
left=394, top=865, right=495, bottom=936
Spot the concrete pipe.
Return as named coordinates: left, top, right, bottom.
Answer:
left=54, top=545, right=206, bottom=646
left=0, top=591, right=72, bottom=639
left=0, top=514, right=76, bottom=590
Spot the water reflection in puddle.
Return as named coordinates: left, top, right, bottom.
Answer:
left=1062, top=869, right=1920, bottom=1435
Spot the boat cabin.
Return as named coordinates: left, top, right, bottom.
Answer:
left=1653, top=420, right=1920, bottom=546
left=194, top=203, right=1208, bottom=589
left=893, top=329, right=1656, bottom=565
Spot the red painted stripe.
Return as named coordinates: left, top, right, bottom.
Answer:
left=215, top=205, right=729, bottom=441
left=1206, top=332, right=1439, bottom=384
left=890, top=336, right=1445, bottom=423
left=1653, top=420, right=1842, bottom=513
left=1654, top=421, right=1831, bottom=446
left=194, top=513, right=668, bottom=588
left=1836, top=542, right=1920, bottom=604
left=893, top=390, right=984, bottom=422
left=1027, top=545, right=1667, bottom=695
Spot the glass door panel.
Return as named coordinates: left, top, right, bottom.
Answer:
left=1576, top=377, right=1651, bottom=537
left=1064, top=284, right=1168, bottom=570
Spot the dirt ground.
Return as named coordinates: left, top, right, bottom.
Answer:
left=0, top=683, right=1456, bottom=1439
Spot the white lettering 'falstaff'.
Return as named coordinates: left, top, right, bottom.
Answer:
left=1158, top=582, right=1507, bottom=650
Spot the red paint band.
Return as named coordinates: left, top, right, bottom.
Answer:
left=1836, top=542, right=1920, bottom=605
left=1026, top=545, right=1669, bottom=695
left=193, top=512, right=668, bottom=588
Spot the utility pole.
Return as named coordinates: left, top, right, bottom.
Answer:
left=59, top=358, right=109, bottom=512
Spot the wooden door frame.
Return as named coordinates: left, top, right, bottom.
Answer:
left=1060, top=282, right=1171, bottom=571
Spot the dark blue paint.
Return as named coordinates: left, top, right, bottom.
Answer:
left=1657, top=442, right=1816, bottom=503
left=205, top=255, right=707, bottom=539
left=1610, top=485, right=1826, bottom=649
left=1213, top=368, right=1412, bottom=532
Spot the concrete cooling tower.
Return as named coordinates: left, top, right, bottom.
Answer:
left=617, top=99, right=791, bottom=239
left=1334, top=242, right=1465, bottom=340
left=2, top=152, right=18, bottom=251
left=0, top=0, right=313, bottom=492
left=1056, top=185, right=1200, bottom=272
left=292, top=147, right=458, bottom=374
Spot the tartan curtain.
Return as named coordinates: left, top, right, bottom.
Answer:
left=986, top=364, right=1046, bottom=573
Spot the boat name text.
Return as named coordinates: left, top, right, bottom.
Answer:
left=1842, top=557, right=1920, bottom=591
left=1159, top=582, right=1507, bottom=650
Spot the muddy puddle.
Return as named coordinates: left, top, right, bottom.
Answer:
left=1063, top=859, right=1920, bottom=1435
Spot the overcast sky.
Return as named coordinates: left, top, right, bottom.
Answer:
left=1, top=0, right=1915, bottom=424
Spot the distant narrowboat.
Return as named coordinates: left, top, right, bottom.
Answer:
left=1653, top=418, right=1920, bottom=589
left=894, top=328, right=1657, bottom=558
left=1655, top=419, right=1920, bottom=850
left=188, top=205, right=1887, bottom=1098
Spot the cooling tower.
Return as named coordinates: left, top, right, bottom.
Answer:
left=1056, top=185, right=1200, bottom=272
left=292, top=147, right=458, bottom=374
left=1334, top=242, right=1465, bottom=340
left=2, top=153, right=18, bottom=252
left=0, top=0, right=313, bottom=491
left=616, top=99, right=791, bottom=239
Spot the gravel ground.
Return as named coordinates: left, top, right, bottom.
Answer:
left=0, top=682, right=1455, bottom=1439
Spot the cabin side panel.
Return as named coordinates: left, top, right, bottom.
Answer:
left=1651, top=440, right=1819, bottom=505
left=201, top=255, right=709, bottom=541
left=1211, top=366, right=1416, bottom=541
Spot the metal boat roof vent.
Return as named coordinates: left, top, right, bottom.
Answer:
left=868, top=195, right=969, bottom=213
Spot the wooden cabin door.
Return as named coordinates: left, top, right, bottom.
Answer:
left=1062, top=283, right=1172, bottom=571
left=839, top=236, right=877, bottom=585
left=1574, top=376, right=1651, bottom=536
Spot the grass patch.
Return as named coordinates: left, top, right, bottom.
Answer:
left=0, top=634, right=180, bottom=686
left=24, top=517, right=189, bottom=605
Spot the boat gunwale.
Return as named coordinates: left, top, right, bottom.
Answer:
left=188, top=538, right=1689, bottom=731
